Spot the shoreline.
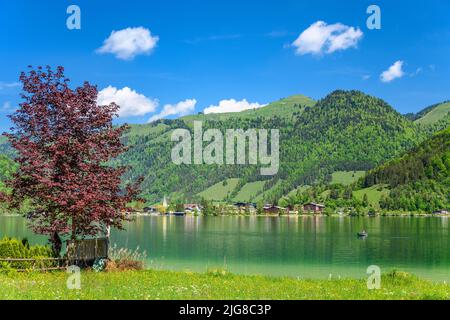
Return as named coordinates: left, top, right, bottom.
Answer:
left=3, top=212, right=448, bottom=218
left=128, top=212, right=450, bottom=218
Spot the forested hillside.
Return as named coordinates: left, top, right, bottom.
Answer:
left=0, top=155, right=16, bottom=190
left=405, top=101, right=450, bottom=138
left=0, top=155, right=17, bottom=213
left=116, top=90, right=445, bottom=203
left=1, top=90, right=448, bottom=205
left=362, top=127, right=449, bottom=212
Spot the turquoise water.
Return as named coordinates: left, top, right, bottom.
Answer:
left=0, top=215, right=449, bottom=281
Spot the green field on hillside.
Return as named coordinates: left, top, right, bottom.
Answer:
left=233, top=181, right=266, bottom=202
left=331, top=171, right=366, bottom=185
left=415, top=102, right=450, bottom=125
left=197, top=178, right=240, bottom=201
left=126, top=122, right=170, bottom=137
left=181, top=95, right=315, bottom=122
left=353, top=185, right=390, bottom=208
left=254, top=179, right=283, bottom=202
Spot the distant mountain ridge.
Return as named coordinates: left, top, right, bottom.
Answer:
left=405, top=101, right=450, bottom=124
left=181, top=94, right=316, bottom=122
left=116, top=90, right=449, bottom=203
left=1, top=90, right=449, bottom=204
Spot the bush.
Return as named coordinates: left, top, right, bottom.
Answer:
left=105, top=259, right=144, bottom=271
left=105, top=244, right=146, bottom=271
left=385, top=270, right=416, bottom=285
left=0, top=237, right=56, bottom=270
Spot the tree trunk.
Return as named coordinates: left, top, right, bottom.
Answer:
left=71, top=217, right=77, bottom=241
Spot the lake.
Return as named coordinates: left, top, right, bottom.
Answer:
left=0, top=215, right=449, bottom=282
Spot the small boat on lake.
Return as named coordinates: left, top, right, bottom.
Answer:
left=357, top=231, right=368, bottom=237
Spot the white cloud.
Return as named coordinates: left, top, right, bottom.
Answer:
left=0, top=101, right=13, bottom=112
left=97, top=86, right=158, bottom=117
left=97, top=27, right=159, bottom=60
left=292, top=21, right=363, bottom=55
left=0, top=82, right=20, bottom=90
left=148, top=99, right=197, bottom=122
left=380, top=61, right=405, bottom=83
left=203, top=99, right=266, bottom=114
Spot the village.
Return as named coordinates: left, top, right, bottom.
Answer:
left=129, top=197, right=449, bottom=217
left=131, top=197, right=327, bottom=216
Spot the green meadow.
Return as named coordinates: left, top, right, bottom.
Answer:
left=0, top=269, right=448, bottom=300
left=353, top=185, right=390, bottom=208
left=415, top=102, right=450, bottom=125
left=197, top=178, right=240, bottom=201
left=331, top=171, right=366, bottom=186
left=233, top=181, right=266, bottom=202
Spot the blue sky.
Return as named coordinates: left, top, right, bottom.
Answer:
left=1, top=0, right=450, bottom=131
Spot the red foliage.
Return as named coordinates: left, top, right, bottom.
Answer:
left=3, top=66, right=141, bottom=239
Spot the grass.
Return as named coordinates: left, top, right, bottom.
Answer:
left=0, top=269, right=448, bottom=300
left=254, top=179, right=283, bottom=202
left=125, top=122, right=170, bottom=137
left=287, top=185, right=311, bottom=197
left=181, top=95, right=316, bottom=122
left=415, top=102, right=450, bottom=125
left=233, top=181, right=266, bottom=202
left=331, top=171, right=366, bottom=186
left=353, top=184, right=390, bottom=208
left=197, top=178, right=240, bottom=201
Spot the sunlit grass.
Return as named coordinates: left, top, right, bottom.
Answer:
left=331, top=171, right=366, bottom=186
left=0, top=269, right=448, bottom=300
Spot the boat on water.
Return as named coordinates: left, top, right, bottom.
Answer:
left=357, top=231, right=368, bottom=237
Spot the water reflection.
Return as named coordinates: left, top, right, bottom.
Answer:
left=0, top=215, right=448, bottom=281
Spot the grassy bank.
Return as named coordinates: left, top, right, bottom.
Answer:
left=0, top=269, right=449, bottom=300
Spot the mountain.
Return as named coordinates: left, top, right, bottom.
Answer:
left=116, top=90, right=445, bottom=203
left=0, top=155, right=16, bottom=212
left=405, top=101, right=450, bottom=125
left=414, top=101, right=450, bottom=126
left=115, top=96, right=317, bottom=203
left=361, top=126, right=449, bottom=212
left=181, top=95, right=316, bottom=122
left=0, top=154, right=31, bottom=215
left=1, top=90, right=448, bottom=205
left=120, top=95, right=315, bottom=139
left=0, top=155, right=16, bottom=189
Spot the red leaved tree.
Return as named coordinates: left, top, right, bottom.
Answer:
left=3, top=66, right=141, bottom=240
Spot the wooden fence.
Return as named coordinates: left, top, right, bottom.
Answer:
left=0, top=238, right=109, bottom=271
left=0, top=258, right=67, bottom=272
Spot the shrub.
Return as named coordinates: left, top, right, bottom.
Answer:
left=105, top=244, right=146, bottom=271
left=0, top=237, right=56, bottom=270
left=385, top=270, right=416, bottom=285
left=105, top=259, right=144, bottom=271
